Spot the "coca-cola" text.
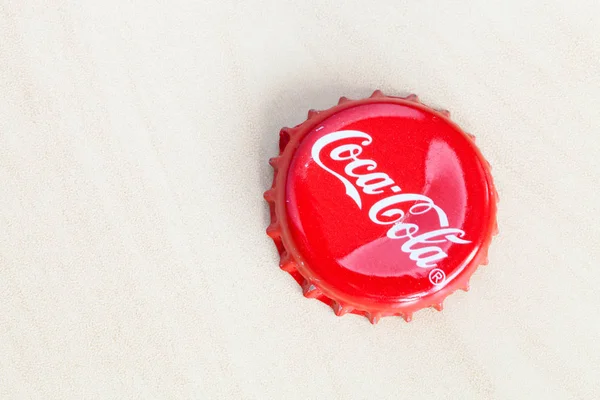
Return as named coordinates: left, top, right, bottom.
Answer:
left=311, top=130, right=470, bottom=268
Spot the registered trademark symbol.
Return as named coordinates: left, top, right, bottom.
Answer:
left=429, top=269, right=446, bottom=285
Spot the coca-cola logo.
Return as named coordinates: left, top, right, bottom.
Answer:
left=311, top=130, right=470, bottom=269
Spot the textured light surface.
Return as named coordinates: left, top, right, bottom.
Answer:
left=1, top=1, right=599, bottom=399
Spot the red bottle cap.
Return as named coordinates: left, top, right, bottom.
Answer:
left=264, top=91, right=498, bottom=323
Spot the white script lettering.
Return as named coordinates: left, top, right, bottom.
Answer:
left=311, top=130, right=470, bottom=268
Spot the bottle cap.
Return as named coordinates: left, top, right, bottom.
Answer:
left=264, top=91, right=498, bottom=323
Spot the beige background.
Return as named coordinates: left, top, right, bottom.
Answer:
left=1, top=1, right=599, bottom=399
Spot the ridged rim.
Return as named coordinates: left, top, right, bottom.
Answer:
left=264, top=90, right=499, bottom=324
